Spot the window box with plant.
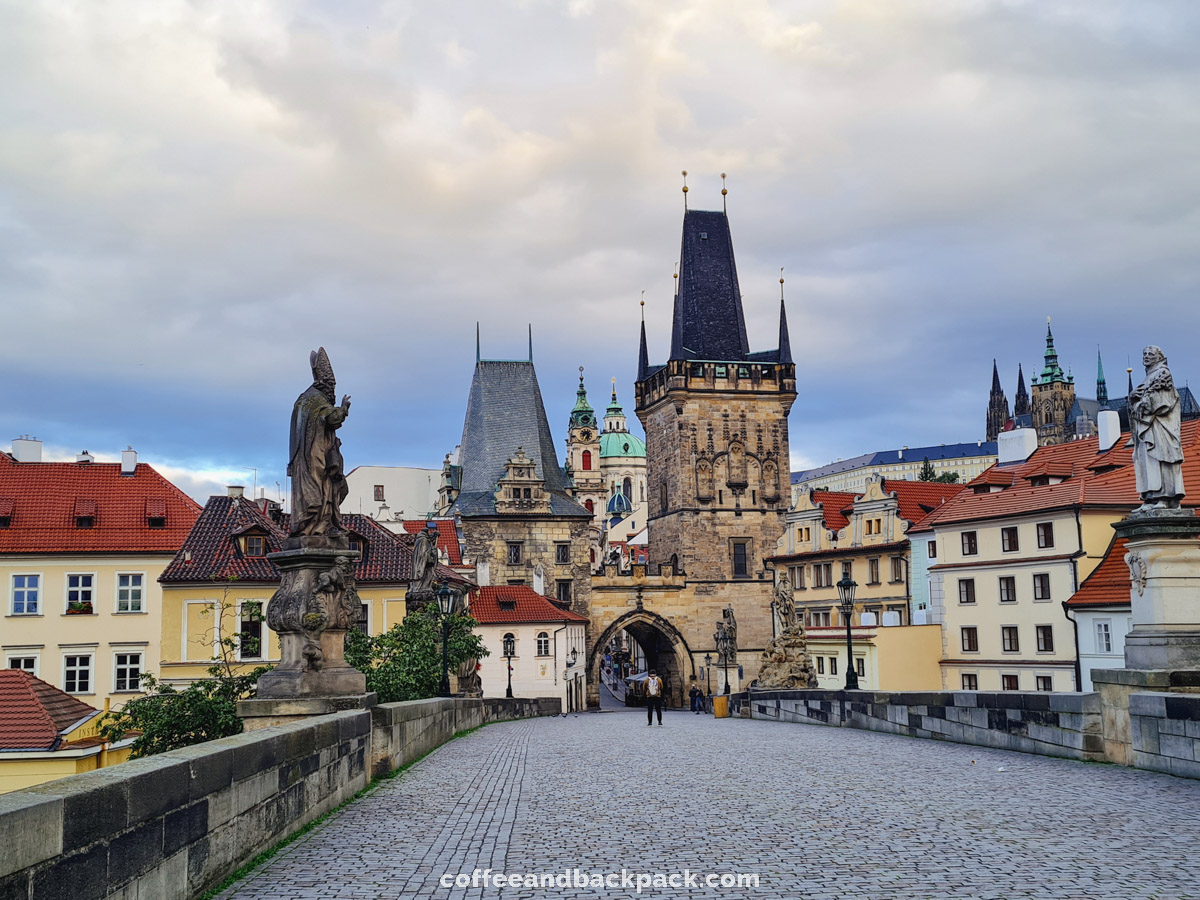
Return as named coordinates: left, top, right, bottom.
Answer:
left=66, top=600, right=94, bottom=615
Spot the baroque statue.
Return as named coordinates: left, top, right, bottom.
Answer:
left=288, top=347, right=352, bottom=544
left=1128, top=345, right=1186, bottom=511
left=409, top=523, right=441, bottom=601
left=754, top=573, right=818, bottom=690
left=255, top=348, right=366, bottom=701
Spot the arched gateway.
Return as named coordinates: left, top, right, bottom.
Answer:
left=589, top=607, right=695, bottom=709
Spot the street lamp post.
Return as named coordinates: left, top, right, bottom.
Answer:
left=704, top=652, right=712, bottom=697
left=714, top=624, right=732, bottom=694
left=436, top=581, right=459, bottom=698
left=836, top=572, right=860, bottom=691
left=503, top=633, right=516, bottom=698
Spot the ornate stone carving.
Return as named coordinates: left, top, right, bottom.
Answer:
left=1128, top=345, right=1186, bottom=512
left=409, top=524, right=440, bottom=607
left=1125, top=550, right=1147, bottom=597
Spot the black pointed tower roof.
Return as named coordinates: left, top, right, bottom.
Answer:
left=449, top=355, right=590, bottom=519
left=669, top=209, right=750, bottom=361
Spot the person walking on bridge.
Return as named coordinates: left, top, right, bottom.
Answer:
left=646, top=669, right=664, bottom=726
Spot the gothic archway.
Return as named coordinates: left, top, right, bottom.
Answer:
left=588, top=608, right=696, bottom=710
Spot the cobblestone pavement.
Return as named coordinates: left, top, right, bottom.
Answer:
left=219, top=704, right=1200, bottom=899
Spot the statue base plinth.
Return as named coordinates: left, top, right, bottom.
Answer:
left=1113, top=513, right=1200, bottom=670
left=237, top=692, right=378, bottom=731
left=752, top=628, right=818, bottom=691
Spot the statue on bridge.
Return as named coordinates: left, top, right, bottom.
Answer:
left=1128, top=345, right=1187, bottom=512
left=754, top=574, right=818, bottom=691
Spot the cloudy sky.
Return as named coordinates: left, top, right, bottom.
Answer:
left=4, top=0, right=1200, bottom=502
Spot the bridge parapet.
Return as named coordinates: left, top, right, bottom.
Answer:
left=0, top=696, right=561, bottom=899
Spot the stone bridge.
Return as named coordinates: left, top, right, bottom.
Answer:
left=3, top=689, right=1199, bottom=899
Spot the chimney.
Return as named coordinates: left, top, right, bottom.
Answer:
left=121, top=447, right=137, bottom=475
left=997, top=428, right=1038, bottom=465
left=1097, top=410, right=1121, bottom=452
left=227, top=485, right=245, bottom=498
left=76, top=450, right=94, bottom=464
left=11, top=436, right=42, bottom=463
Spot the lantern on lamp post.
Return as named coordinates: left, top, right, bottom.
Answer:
left=435, top=580, right=460, bottom=698
left=503, top=633, right=516, bottom=698
left=836, top=572, right=860, bottom=691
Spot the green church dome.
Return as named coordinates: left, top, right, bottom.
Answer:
left=600, top=431, right=646, bottom=458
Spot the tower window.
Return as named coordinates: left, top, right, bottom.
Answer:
left=581, top=450, right=592, bottom=471
left=622, top=477, right=632, bottom=500
left=374, top=485, right=385, bottom=502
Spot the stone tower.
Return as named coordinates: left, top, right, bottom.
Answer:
left=1031, top=321, right=1076, bottom=446
left=1014, top=363, right=1030, bottom=418
left=564, top=370, right=605, bottom=529
left=634, top=207, right=796, bottom=676
left=985, top=359, right=1011, bottom=441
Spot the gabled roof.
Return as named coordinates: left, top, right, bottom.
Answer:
left=400, top=519, right=462, bottom=566
left=0, top=455, right=201, bottom=554
left=469, top=585, right=588, bottom=625
left=808, top=490, right=858, bottom=531
left=449, top=360, right=590, bottom=519
left=0, top=669, right=98, bottom=751
left=160, top=496, right=442, bottom=585
left=886, top=481, right=965, bottom=523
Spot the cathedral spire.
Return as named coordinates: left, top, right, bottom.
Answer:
left=986, top=358, right=1010, bottom=441
left=1014, top=363, right=1030, bottom=417
left=1041, top=318, right=1065, bottom=383
left=1096, top=347, right=1108, bottom=406
left=991, top=359, right=1002, bottom=394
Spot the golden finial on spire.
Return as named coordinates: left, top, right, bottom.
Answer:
left=611, top=376, right=617, bottom=401
left=721, top=172, right=728, bottom=212
left=579, top=365, right=584, bottom=385
left=640, top=290, right=646, bottom=321
left=779, top=267, right=785, bottom=300
left=681, top=170, right=688, bottom=210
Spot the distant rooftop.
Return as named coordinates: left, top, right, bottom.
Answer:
left=791, top=441, right=998, bottom=484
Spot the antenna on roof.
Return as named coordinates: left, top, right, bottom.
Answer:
left=681, top=170, right=688, bottom=210
left=721, top=172, right=728, bottom=214
left=528, top=324, right=533, bottom=362
left=476, top=322, right=480, bottom=362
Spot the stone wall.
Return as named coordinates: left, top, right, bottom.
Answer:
left=1129, top=691, right=1200, bottom=780
left=0, top=697, right=561, bottom=900
left=734, top=689, right=1105, bottom=762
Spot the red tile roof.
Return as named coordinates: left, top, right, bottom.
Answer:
left=400, top=519, right=463, bottom=566
left=809, top=490, right=857, bottom=531
left=0, top=669, right=98, bottom=751
left=915, top=426, right=1200, bottom=528
left=886, top=480, right=964, bottom=524
left=1067, top=535, right=1133, bottom=608
left=160, top=496, right=464, bottom=587
left=0, top=456, right=201, bottom=554
left=469, top=585, right=588, bottom=625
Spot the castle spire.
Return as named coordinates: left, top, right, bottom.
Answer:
left=991, top=359, right=1002, bottom=394
left=986, top=358, right=1011, bottom=441
left=1096, top=347, right=1108, bottom=406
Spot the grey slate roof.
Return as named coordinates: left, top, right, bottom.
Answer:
left=449, top=360, right=590, bottom=518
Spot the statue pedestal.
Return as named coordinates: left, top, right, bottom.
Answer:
left=1114, top=511, right=1200, bottom=670
left=241, top=545, right=369, bottom=729
left=1092, top=511, right=1200, bottom=765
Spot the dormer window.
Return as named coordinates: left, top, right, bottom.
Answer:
left=147, top=516, right=166, bottom=529
left=499, top=600, right=517, bottom=611
left=0, top=516, right=10, bottom=529
left=74, top=499, right=96, bottom=529
left=245, top=535, right=266, bottom=557
left=0, top=498, right=13, bottom=528
left=145, top=499, right=167, bottom=529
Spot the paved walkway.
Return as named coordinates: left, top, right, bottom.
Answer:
left=219, top=705, right=1200, bottom=899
